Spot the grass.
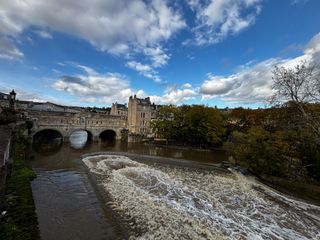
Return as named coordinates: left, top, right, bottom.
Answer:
left=0, top=128, right=40, bottom=240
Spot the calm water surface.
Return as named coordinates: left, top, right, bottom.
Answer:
left=30, top=132, right=225, bottom=240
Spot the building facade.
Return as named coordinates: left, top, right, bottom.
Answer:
left=110, top=102, right=128, bottom=116
left=127, top=95, right=159, bottom=136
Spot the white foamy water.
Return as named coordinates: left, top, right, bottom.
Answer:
left=82, top=155, right=320, bottom=240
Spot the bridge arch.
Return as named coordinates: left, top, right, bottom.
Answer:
left=32, top=129, right=64, bottom=153
left=69, top=129, right=93, bottom=141
left=99, top=129, right=116, bottom=141
left=33, top=129, right=64, bottom=142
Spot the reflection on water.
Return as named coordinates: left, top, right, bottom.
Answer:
left=32, top=137, right=62, bottom=156
left=31, top=134, right=226, bottom=240
left=69, top=131, right=88, bottom=149
left=32, top=169, right=118, bottom=240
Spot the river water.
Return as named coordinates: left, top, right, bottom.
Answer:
left=30, top=132, right=225, bottom=240
left=30, top=132, right=320, bottom=240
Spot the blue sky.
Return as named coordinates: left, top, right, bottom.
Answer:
left=0, top=0, right=320, bottom=108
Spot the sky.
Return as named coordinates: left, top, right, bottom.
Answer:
left=0, top=0, right=320, bottom=108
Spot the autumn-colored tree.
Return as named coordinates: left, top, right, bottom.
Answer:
left=150, top=105, right=226, bottom=146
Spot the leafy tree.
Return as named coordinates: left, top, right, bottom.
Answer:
left=151, top=105, right=226, bottom=146
left=150, top=105, right=181, bottom=141
left=224, top=126, right=294, bottom=177
left=184, top=105, right=225, bottom=146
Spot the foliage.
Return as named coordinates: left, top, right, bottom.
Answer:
left=0, top=130, right=40, bottom=240
left=0, top=108, right=16, bottom=125
left=150, top=105, right=226, bottom=146
left=224, top=127, right=293, bottom=177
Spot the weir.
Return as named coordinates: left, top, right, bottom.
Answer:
left=83, top=154, right=320, bottom=239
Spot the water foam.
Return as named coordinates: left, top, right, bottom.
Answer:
left=83, top=155, right=320, bottom=240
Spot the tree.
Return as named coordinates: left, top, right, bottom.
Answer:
left=149, top=105, right=181, bottom=141
left=224, top=127, right=294, bottom=177
left=271, top=62, right=320, bottom=143
left=150, top=105, right=226, bottom=146
left=184, top=106, right=225, bottom=146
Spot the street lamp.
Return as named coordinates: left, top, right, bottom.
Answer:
left=9, top=89, right=16, bottom=110
left=9, top=89, right=16, bottom=101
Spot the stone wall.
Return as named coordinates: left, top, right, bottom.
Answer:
left=28, top=110, right=127, bottom=141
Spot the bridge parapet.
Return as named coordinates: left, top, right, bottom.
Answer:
left=27, top=110, right=128, bottom=141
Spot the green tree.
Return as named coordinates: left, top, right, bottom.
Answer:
left=184, top=105, right=225, bottom=146
left=150, top=105, right=226, bottom=146
left=150, top=105, right=181, bottom=141
left=224, top=127, right=293, bottom=177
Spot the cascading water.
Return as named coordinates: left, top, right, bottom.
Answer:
left=82, top=154, right=320, bottom=240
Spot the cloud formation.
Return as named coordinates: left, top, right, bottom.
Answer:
left=0, top=0, right=185, bottom=62
left=0, top=35, right=23, bottom=60
left=34, top=30, right=53, bottom=39
left=53, top=65, right=141, bottom=104
left=200, top=32, right=320, bottom=104
left=186, top=0, right=262, bottom=45
left=126, top=61, right=161, bottom=82
left=150, top=84, right=197, bottom=104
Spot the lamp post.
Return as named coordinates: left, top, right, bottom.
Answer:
left=9, top=89, right=16, bottom=110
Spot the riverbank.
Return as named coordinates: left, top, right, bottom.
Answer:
left=0, top=125, right=40, bottom=240
left=145, top=139, right=223, bottom=151
left=257, top=174, right=320, bottom=205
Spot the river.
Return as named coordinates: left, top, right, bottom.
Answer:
left=30, top=131, right=320, bottom=240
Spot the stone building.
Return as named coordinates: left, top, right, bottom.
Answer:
left=0, top=92, right=10, bottom=108
left=127, top=95, right=160, bottom=136
left=110, top=102, right=128, bottom=116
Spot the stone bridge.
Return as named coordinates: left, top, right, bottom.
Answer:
left=27, top=110, right=128, bottom=141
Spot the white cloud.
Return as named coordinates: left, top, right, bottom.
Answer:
left=200, top=32, right=320, bottom=104
left=143, top=46, right=170, bottom=67
left=186, top=0, right=262, bottom=45
left=127, top=61, right=152, bottom=72
left=290, top=0, right=309, bottom=5
left=0, top=0, right=185, bottom=63
left=52, top=65, right=142, bottom=104
left=0, top=35, right=23, bottom=60
left=0, top=86, right=60, bottom=103
left=182, top=83, right=192, bottom=89
left=150, top=85, right=197, bottom=104
left=34, top=30, right=53, bottom=39
left=126, top=61, right=161, bottom=82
